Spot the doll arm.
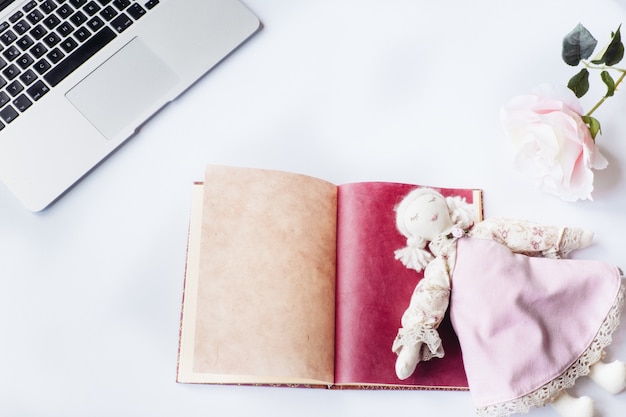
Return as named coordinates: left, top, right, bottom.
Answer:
left=392, top=257, right=450, bottom=361
left=469, top=217, right=593, bottom=258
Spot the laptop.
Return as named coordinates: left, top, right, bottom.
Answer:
left=0, top=0, right=260, bottom=211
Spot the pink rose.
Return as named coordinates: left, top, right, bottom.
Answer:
left=451, top=226, right=464, bottom=238
left=501, top=84, right=608, bottom=201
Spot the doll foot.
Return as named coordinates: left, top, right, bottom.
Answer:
left=589, top=360, right=626, bottom=394
left=395, top=342, right=422, bottom=380
left=551, top=392, right=594, bottom=417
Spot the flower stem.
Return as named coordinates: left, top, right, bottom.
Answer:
left=582, top=61, right=626, bottom=72
left=585, top=69, right=626, bottom=117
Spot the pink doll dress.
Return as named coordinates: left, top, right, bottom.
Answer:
left=450, top=237, right=625, bottom=416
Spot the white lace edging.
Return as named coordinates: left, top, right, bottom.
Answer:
left=392, top=325, right=445, bottom=361
left=476, top=282, right=626, bottom=417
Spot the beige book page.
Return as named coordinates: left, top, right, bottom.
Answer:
left=177, top=166, right=337, bottom=384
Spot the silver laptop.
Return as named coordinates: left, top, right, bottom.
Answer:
left=0, top=0, right=260, bottom=211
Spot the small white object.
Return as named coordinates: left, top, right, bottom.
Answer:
left=394, top=342, right=423, bottom=380
left=551, top=392, right=594, bottom=417
left=589, top=360, right=626, bottom=395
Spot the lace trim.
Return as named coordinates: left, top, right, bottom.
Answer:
left=476, top=282, right=625, bottom=417
left=392, top=325, right=445, bottom=361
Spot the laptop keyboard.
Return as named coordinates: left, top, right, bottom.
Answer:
left=0, top=0, right=159, bottom=130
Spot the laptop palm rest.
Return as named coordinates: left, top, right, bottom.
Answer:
left=66, top=37, right=180, bottom=140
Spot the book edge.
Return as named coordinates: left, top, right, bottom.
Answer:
left=176, top=182, right=205, bottom=383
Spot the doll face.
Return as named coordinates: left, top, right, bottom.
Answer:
left=402, top=193, right=453, bottom=241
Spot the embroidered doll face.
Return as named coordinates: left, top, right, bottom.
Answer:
left=401, top=192, right=453, bottom=241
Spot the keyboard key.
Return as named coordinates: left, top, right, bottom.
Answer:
left=17, top=35, right=34, bottom=51
left=112, top=0, right=130, bottom=11
left=0, top=91, right=9, bottom=106
left=0, top=104, right=19, bottom=123
left=110, top=13, right=132, bottom=33
left=14, top=20, right=32, bottom=35
left=0, top=57, right=6, bottom=70
left=19, top=68, right=37, bottom=85
left=9, top=11, right=24, bottom=24
left=1, top=30, right=17, bottom=46
left=6, top=80, right=24, bottom=96
left=0, top=22, right=10, bottom=33
left=33, top=58, right=51, bottom=74
left=56, top=21, right=74, bottom=37
left=3, top=45, right=20, bottom=61
left=84, top=1, right=101, bottom=15
left=13, top=94, right=32, bottom=112
left=86, top=16, right=104, bottom=31
left=27, top=10, right=45, bottom=25
left=43, top=14, right=61, bottom=29
left=23, top=1, right=38, bottom=13
left=43, top=32, right=61, bottom=47
left=29, top=24, right=48, bottom=40
left=46, top=47, right=64, bottom=63
left=40, top=0, right=58, bottom=15
left=16, top=53, right=34, bottom=69
left=60, top=37, right=78, bottom=52
left=70, top=11, right=87, bottom=26
left=44, top=26, right=116, bottom=87
left=99, top=5, right=117, bottom=21
left=74, top=26, right=91, bottom=42
left=97, top=0, right=113, bottom=5
left=26, top=80, right=50, bottom=100
left=69, top=0, right=88, bottom=8
left=127, top=3, right=145, bottom=20
left=2, top=63, right=19, bottom=79
left=144, top=0, right=159, bottom=10
left=30, top=42, right=48, bottom=58
left=57, top=4, right=74, bottom=19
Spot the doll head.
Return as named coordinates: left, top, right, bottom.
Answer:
left=394, top=188, right=475, bottom=272
left=396, top=188, right=454, bottom=241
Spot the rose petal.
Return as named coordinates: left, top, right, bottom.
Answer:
left=501, top=84, right=607, bottom=201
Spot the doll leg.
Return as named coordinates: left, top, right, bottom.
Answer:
left=395, top=341, right=423, bottom=380
left=551, top=391, right=594, bottom=417
left=589, top=359, right=626, bottom=394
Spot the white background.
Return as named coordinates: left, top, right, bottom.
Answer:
left=2, top=0, right=626, bottom=415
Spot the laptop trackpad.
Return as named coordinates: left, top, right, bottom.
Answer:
left=66, top=37, right=179, bottom=140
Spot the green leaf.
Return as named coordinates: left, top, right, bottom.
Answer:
left=567, top=68, right=590, bottom=97
left=562, top=23, right=598, bottom=66
left=591, top=25, right=624, bottom=66
left=600, top=70, right=616, bottom=97
left=582, top=115, right=602, bottom=140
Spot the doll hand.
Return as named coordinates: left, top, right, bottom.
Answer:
left=558, top=228, right=594, bottom=257
left=395, top=341, right=423, bottom=380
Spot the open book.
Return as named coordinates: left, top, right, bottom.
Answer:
left=176, top=165, right=482, bottom=389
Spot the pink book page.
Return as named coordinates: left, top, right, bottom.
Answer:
left=335, top=182, right=478, bottom=388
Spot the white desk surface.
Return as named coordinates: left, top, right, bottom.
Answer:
left=2, top=0, right=626, bottom=415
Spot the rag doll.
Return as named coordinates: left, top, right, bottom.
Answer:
left=391, top=187, right=626, bottom=417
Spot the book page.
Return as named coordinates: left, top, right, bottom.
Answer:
left=334, top=182, right=480, bottom=388
left=177, top=166, right=337, bottom=384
